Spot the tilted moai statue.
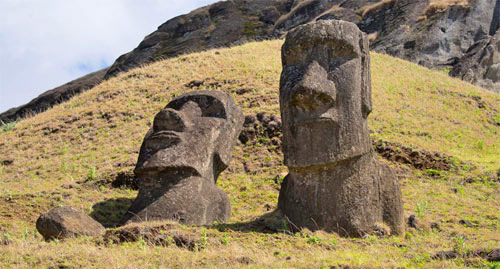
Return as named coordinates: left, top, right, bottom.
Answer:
left=122, top=90, right=243, bottom=225
left=278, top=20, right=404, bottom=237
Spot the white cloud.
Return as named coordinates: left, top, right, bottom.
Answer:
left=0, top=0, right=218, bottom=113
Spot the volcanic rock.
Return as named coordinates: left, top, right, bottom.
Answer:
left=277, top=20, right=404, bottom=237
left=36, top=206, right=105, bottom=240
left=122, top=90, right=243, bottom=225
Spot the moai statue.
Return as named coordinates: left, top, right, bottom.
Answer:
left=122, top=90, right=243, bottom=225
left=278, top=20, right=404, bottom=237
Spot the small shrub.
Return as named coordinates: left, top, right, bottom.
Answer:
left=60, top=159, right=68, bottom=173
left=415, top=200, right=428, bottom=218
left=405, top=230, right=414, bottom=240
left=425, top=169, right=442, bottom=177
left=449, top=156, right=461, bottom=170
left=21, top=226, right=29, bottom=240
left=200, top=229, right=208, bottom=249
left=87, top=167, right=97, bottom=180
left=3, top=232, right=12, bottom=243
left=306, top=235, right=322, bottom=244
left=1, top=120, right=16, bottom=132
left=221, top=232, right=229, bottom=245
left=452, top=235, right=469, bottom=256
left=493, top=114, right=500, bottom=126
left=137, top=236, right=147, bottom=250
left=476, top=140, right=485, bottom=150
left=281, top=220, right=289, bottom=232
left=327, top=239, right=337, bottom=247
left=490, top=263, right=500, bottom=269
left=440, top=67, right=452, bottom=75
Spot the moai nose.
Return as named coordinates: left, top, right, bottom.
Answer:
left=291, top=62, right=336, bottom=110
left=153, top=108, right=186, bottom=132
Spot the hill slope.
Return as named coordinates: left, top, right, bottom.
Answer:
left=0, top=40, right=500, bottom=267
left=3, top=0, right=500, bottom=123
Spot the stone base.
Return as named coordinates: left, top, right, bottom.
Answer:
left=122, top=175, right=230, bottom=226
left=278, top=152, right=404, bottom=237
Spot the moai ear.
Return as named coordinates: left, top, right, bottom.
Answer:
left=359, top=32, right=372, bottom=118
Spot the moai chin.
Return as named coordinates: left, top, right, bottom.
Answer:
left=278, top=20, right=404, bottom=237
left=122, top=90, right=243, bottom=226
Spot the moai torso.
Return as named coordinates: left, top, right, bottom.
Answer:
left=278, top=20, right=404, bottom=237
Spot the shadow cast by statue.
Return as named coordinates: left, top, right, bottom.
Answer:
left=90, top=198, right=135, bottom=228
left=208, top=210, right=290, bottom=234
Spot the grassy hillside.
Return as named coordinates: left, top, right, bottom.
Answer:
left=0, top=39, right=499, bottom=268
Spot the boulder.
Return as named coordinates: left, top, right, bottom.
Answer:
left=36, top=206, right=105, bottom=240
left=122, top=90, right=243, bottom=225
left=277, top=20, right=404, bottom=237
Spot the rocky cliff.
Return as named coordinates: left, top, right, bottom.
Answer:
left=2, top=0, right=499, bottom=123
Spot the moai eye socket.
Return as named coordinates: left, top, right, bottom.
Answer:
left=328, top=57, right=356, bottom=73
left=166, top=95, right=227, bottom=119
left=153, top=109, right=186, bottom=132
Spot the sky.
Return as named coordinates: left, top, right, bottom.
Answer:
left=0, top=0, right=219, bottom=113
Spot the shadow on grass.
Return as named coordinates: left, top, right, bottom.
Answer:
left=90, top=198, right=134, bottom=228
left=208, top=210, right=290, bottom=234
left=90, top=199, right=289, bottom=234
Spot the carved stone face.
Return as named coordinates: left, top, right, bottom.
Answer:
left=280, top=21, right=372, bottom=168
left=135, top=91, right=243, bottom=181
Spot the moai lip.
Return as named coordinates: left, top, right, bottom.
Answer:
left=277, top=20, right=404, bottom=237
left=122, top=90, right=243, bottom=226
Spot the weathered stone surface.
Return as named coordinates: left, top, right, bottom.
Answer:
left=277, top=20, right=404, bottom=237
left=36, top=206, right=105, bottom=240
left=122, top=90, right=243, bottom=225
left=450, top=28, right=500, bottom=93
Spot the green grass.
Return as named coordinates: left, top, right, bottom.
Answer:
left=0, top=39, right=499, bottom=267
left=1, top=120, right=16, bottom=132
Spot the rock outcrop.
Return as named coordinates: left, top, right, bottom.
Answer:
left=36, top=206, right=106, bottom=240
left=450, top=28, right=500, bottom=93
left=103, top=0, right=290, bottom=79
left=104, top=0, right=500, bottom=91
left=363, top=0, right=500, bottom=93
left=4, top=0, right=499, bottom=122
left=277, top=20, right=404, bottom=237
left=122, top=90, right=243, bottom=225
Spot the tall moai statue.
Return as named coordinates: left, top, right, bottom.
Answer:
left=278, top=20, right=404, bottom=237
left=122, top=90, right=243, bottom=225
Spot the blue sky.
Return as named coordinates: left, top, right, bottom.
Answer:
left=0, top=0, right=219, bottom=113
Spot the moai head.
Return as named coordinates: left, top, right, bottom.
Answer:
left=280, top=20, right=372, bottom=168
left=135, top=90, right=243, bottom=181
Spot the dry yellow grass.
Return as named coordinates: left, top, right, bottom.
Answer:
left=425, top=0, right=469, bottom=16
left=358, top=0, right=469, bottom=18
left=274, top=0, right=316, bottom=28
left=357, top=0, right=396, bottom=18
left=0, top=39, right=499, bottom=267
